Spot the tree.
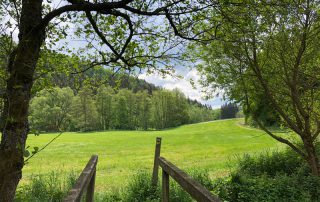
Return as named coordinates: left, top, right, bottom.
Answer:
left=151, top=90, right=168, bottom=129
left=170, top=89, right=190, bottom=126
left=96, top=85, right=114, bottom=130
left=71, top=87, right=98, bottom=131
left=195, top=1, right=320, bottom=175
left=0, top=1, right=216, bottom=199
left=29, top=87, right=74, bottom=132
left=136, top=91, right=151, bottom=130
left=113, top=93, right=129, bottom=129
left=220, top=103, right=238, bottom=120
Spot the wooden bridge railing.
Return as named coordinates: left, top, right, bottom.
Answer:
left=64, top=155, right=98, bottom=202
left=152, top=137, right=221, bottom=202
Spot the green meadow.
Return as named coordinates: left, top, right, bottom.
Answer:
left=21, top=119, right=282, bottom=192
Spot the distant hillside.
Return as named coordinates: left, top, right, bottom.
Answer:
left=29, top=51, right=216, bottom=132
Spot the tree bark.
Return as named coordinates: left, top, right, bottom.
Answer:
left=0, top=0, right=44, bottom=201
left=303, top=137, right=320, bottom=176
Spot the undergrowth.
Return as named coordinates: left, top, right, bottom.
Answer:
left=15, top=145, right=320, bottom=202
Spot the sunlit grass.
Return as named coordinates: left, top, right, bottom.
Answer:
left=21, top=119, right=282, bottom=192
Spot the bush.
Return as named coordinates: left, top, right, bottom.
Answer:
left=236, top=149, right=305, bottom=177
left=213, top=173, right=320, bottom=202
left=96, top=169, right=214, bottom=202
left=15, top=171, right=77, bottom=202
left=212, top=146, right=320, bottom=202
left=123, top=171, right=160, bottom=202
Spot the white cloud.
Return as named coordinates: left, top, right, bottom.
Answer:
left=138, top=68, right=224, bottom=109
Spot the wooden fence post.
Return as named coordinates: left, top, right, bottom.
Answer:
left=162, top=170, right=169, bottom=202
left=152, top=137, right=162, bottom=186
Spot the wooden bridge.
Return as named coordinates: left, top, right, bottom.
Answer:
left=63, top=137, right=221, bottom=202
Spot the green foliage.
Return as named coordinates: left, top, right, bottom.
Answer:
left=96, top=85, right=114, bottom=130
left=29, top=86, right=215, bottom=132
left=94, top=191, right=123, bottom=202
left=151, top=89, right=191, bottom=129
left=16, top=169, right=214, bottom=202
left=94, top=169, right=214, bottom=202
left=29, top=87, right=74, bottom=132
left=213, top=147, right=320, bottom=202
left=193, top=1, right=320, bottom=173
left=122, top=171, right=160, bottom=202
left=220, top=103, right=238, bottom=120
left=113, top=93, right=130, bottom=130
left=194, top=0, right=320, bottom=133
left=14, top=172, right=77, bottom=202
left=236, top=151, right=304, bottom=178
left=213, top=174, right=320, bottom=202
left=71, top=87, right=99, bottom=131
left=35, top=51, right=158, bottom=96
left=28, top=50, right=217, bottom=132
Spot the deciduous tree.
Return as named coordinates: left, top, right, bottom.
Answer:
left=195, top=1, right=320, bottom=175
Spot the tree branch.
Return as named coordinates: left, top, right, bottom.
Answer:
left=254, top=117, right=307, bottom=159
left=37, top=0, right=134, bottom=31
left=24, top=132, right=64, bottom=164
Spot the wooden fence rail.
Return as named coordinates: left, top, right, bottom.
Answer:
left=159, top=157, right=221, bottom=202
left=64, top=155, right=98, bottom=202
left=152, top=137, right=221, bottom=202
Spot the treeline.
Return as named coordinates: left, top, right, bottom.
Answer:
left=29, top=86, right=216, bottom=132
left=220, top=103, right=239, bottom=119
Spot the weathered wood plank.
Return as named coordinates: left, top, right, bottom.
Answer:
left=159, top=157, right=221, bottom=202
left=162, top=170, right=169, bottom=202
left=86, top=169, right=96, bottom=202
left=64, top=155, right=98, bottom=202
left=152, top=137, right=162, bottom=186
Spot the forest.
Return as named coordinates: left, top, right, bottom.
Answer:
left=29, top=85, right=216, bottom=132
left=0, top=49, right=217, bottom=132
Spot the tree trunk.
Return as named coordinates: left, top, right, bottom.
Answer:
left=0, top=0, right=44, bottom=200
left=303, top=137, right=320, bottom=176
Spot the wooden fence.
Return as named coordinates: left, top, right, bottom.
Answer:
left=152, top=137, right=221, bottom=202
left=64, top=155, right=98, bottom=202
left=63, top=137, right=220, bottom=202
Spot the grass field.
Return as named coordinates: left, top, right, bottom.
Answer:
left=21, top=119, right=283, bottom=192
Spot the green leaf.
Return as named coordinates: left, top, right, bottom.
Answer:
left=32, top=147, right=39, bottom=155
left=23, top=150, right=30, bottom=158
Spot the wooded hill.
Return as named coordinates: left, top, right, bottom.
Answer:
left=28, top=60, right=216, bottom=132
left=0, top=49, right=216, bottom=132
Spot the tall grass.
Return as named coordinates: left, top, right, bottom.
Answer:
left=96, top=169, right=214, bottom=202
left=17, top=148, right=320, bottom=202
left=16, top=169, right=214, bottom=202
left=15, top=171, right=77, bottom=202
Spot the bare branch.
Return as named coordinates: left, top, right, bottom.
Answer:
left=24, top=132, right=64, bottom=164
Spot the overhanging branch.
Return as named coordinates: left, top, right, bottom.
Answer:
left=254, top=117, right=307, bottom=159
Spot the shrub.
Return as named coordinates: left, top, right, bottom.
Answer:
left=96, top=169, right=214, bottom=202
left=123, top=171, right=160, bottom=202
left=236, top=149, right=304, bottom=177
left=15, top=171, right=77, bottom=202
left=213, top=145, right=320, bottom=202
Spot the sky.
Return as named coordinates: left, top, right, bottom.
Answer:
left=1, top=1, right=225, bottom=109
left=138, top=66, right=224, bottom=109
